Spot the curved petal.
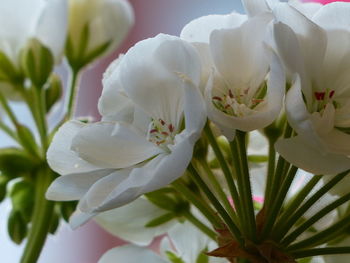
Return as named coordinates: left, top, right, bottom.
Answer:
left=289, top=0, right=322, bottom=19
left=46, top=169, right=114, bottom=201
left=273, top=3, right=327, bottom=89
left=47, top=121, right=101, bottom=175
left=95, top=198, right=175, bottom=246
left=180, top=12, right=247, bottom=44
left=205, top=48, right=284, bottom=132
left=242, top=0, right=275, bottom=17
left=91, top=132, right=195, bottom=212
left=323, top=236, right=350, bottom=263
left=120, top=34, right=201, bottom=128
left=313, top=2, right=350, bottom=31
left=275, top=136, right=350, bottom=175
left=34, top=0, right=68, bottom=62
left=71, top=122, right=162, bottom=169
left=69, top=208, right=97, bottom=229
left=98, top=245, right=167, bottom=263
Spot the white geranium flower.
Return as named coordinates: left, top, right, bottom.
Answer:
left=0, top=0, right=67, bottom=98
left=273, top=3, right=350, bottom=174
left=66, top=0, right=134, bottom=68
left=205, top=15, right=285, bottom=140
left=46, top=34, right=206, bottom=226
left=98, top=221, right=226, bottom=263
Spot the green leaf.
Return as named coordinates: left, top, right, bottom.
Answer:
left=166, top=251, right=185, bottom=263
left=8, top=210, right=27, bottom=244
left=0, top=148, right=38, bottom=176
left=145, top=213, right=176, bottom=228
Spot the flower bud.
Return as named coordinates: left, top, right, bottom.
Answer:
left=66, top=0, right=134, bottom=70
left=0, top=148, right=37, bottom=177
left=9, top=179, right=35, bottom=222
left=59, top=201, right=77, bottom=222
left=0, top=174, right=10, bottom=202
left=45, top=74, right=63, bottom=112
left=7, top=210, right=27, bottom=244
left=0, top=52, right=24, bottom=99
left=21, top=38, right=54, bottom=87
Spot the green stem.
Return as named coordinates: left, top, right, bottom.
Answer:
left=183, top=211, right=217, bottom=240
left=264, top=138, right=276, bottom=209
left=20, top=166, right=54, bottom=263
left=232, top=131, right=257, bottom=242
left=34, top=87, right=48, bottom=153
left=274, top=170, right=349, bottom=241
left=0, top=91, right=19, bottom=126
left=199, top=160, right=237, bottom=222
left=66, top=69, right=80, bottom=119
left=188, top=163, right=244, bottom=246
left=260, top=166, right=298, bottom=240
left=172, top=180, right=222, bottom=228
left=287, top=213, right=350, bottom=251
left=0, top=121, right=18, bottom=141
left=203, top=123, right=242, bottom=224
left=292, top=247, right=350, bottom=258
left=282, top=192, right=350, bottom=246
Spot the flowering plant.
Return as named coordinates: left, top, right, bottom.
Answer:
left=1, top=0, right=350, bottom=262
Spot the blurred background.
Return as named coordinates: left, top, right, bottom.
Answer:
left=0, top=1, right=244, bottom=262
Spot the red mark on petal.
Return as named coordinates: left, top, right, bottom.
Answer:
left=168, top=124, right=174, bottom=133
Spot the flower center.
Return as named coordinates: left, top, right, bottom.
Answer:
left=147, top=118, right=176, bottom=147
left=312, top=89, right=336, bottom=113
left=212, top=82, right=267, bottom=117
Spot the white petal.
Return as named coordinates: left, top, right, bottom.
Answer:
left=210, top=15, right=271, bottom=87
left=275, top=136, right=350, bottom=175
left=313, top=2, right=350, bottom=31
left=322, top=173, right=350, bottom=197
left=98, top=245, right=167, bottom=263
left=46, top=169, right=114, bottom=201
left=47, top=121, right=101, bottom=175
left=205, top=48, right=284, bottom=132
left=289, top=0, right=322, bottom=19
left=69, top=208, right=97, bottom=229
left=71, top=122, right=162, bottom=169
left=180, top=12, right=247, bottom=44
left=34, top=0, right=68, bottom=62
left=242, top=0, right=274, bottom=17
left=92, top=132, right=195, bottom=212
left=95, top=198, right=175, bottom=246
left=120, top=34, right=201, bottom=127
left=273, top=4, right=327, bottom=87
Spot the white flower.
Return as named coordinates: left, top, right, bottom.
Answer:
left=273, top=3, right=350, bottom=174
left=98, top=221, right=226, bottom=263
left=0, top=0, right=67, bottom=98
left=66, top=0, right=134, bottom=68
left=205, top=15, right=285, bottom=140
left=46, top=34, right=206, bottom=226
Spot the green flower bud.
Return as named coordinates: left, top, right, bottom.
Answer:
left=49, top=211, right=60, bottom=234
left=0, top=148, right=38, bottom=177
left=8, top=210, right=27, bottom=244
left=59, top=201, right=77, bottom=223
left=193, top=137, right=208, bottom=161
left=9, top=179, right=35, bottom=222
left=0, top=174, right=10, bottom=202
left=45, top=74, right=63, bottom=112
left=21, top=38, right=54, bottom=87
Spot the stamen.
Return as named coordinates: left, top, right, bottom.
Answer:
left=329, top=90, right=335, bottom=99
left=315, top=92, right=326, bottom=101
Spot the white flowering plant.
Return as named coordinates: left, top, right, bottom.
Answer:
left=0, top=0, right=350, bottom=263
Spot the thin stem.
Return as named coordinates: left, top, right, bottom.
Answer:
left=287, top=213, right=350, bottom=251
left=282, top=192, right=350, bottom=246
left=20, top=166, right=54, bottom=263
left=292, top=247, right=350, bottom=258
left=66, top=68, right=80, bottom=119
left=188, top=163, right=244, bottom=246
left=34, top=87, right=48, bottom=153
left=199, top=160, right=237, bottom=222
left=183, top=211, right=217, bottom=240
left=274, top=170, right=349, bottom=241
left=260, top=166, right=298, bottom=240
left=0, top=91, right=19, bottom=125
left=203, top=123, right=242, bottom=224
left=233, top=131, right=257, bottom=242
left=264, top=138, right=276, bottom=209
left=0, top=121, right=18, bottom=141
left=172, top=180, right=222, bottom=228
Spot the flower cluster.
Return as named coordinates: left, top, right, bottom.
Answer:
left=1, top=0, right=350, bottom=262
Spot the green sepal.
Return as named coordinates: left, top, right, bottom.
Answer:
left=297, top=258, right=312, bottom=263
left=146, top=191, right=178, bottom=211
left=59, top=201, right=77, bottom=223
left=193, top=136, right=209, bottom=161
left=21, top=38, right=54, bottom=87
left=166, top=251, right=185, bottom=263
left=0, top=51, right=23, bottom=84
left=45, top=74, right=62, bottom=112
left=49, top=211, right=60, bottom=234
left=196, top=250, right=209, bottom=263
left=145, top=212, right=176, bottom=228
left=9, top=179, right=35, bottom=222
left=0, top=148, right=38, bottom=176
left=8, top=210, right=27, bottom=244
left=0, top=174, right=10, bottom=202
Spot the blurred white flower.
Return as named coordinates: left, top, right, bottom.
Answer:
left=273, top=3, right=350, bottom=174
left=0, top=0, right=67, bottom=98
left=46, top=34, right=206, bottom=226
left=66, top=0, right=134, bottom=68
